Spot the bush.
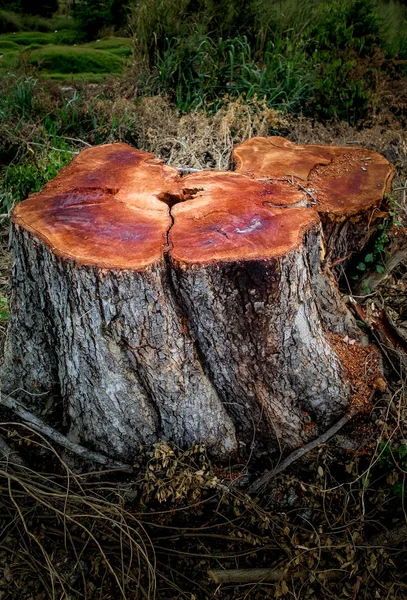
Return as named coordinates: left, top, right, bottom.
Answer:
left=73, top=0, right=131, bottom=41
left=19, top=0, right=58, bottom=18
left=147, top=32, right=314, bottom=113
left=130, top=0, right=407, bottom=122
left=0, top=9, right=24, bottom=33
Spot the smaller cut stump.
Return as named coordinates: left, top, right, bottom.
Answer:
left=1, top=138, right=394, bottom=462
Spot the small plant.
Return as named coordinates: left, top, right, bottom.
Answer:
left=378, top=440, right=407, bottom=498
left=354, top=192, right=403, bottom=279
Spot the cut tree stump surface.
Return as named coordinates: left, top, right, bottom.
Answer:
left=1, top=138, right=394, bottom=461
left=233, top=136, right=395, bottom=268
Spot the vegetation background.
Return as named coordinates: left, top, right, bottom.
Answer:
left=0, top=0, right=407, bottom=599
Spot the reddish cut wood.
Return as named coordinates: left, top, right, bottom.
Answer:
left=233, top=136, right=395, bottom=216
left=171, top=171, right=318, bottom=265
left=12, top=143, right=180, bottom=270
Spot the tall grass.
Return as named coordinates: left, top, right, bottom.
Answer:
left=377, top=0, right=407, bottom=59
left=148, top=33, right=314, bottom=113
left=131, top=0, right=407, bottom=121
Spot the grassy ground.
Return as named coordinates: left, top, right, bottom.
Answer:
left=0, top=31, right=133, bottom=80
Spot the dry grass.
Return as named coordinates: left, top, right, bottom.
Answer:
left=1, top=397, right=407, bottom=599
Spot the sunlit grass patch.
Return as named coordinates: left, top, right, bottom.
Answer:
left=27, top=45, right=125, bottom=75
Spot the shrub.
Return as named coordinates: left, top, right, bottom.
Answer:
left=146, top=32, right=314, bottom=113
left=19, top=0, right=58, bottom=18
left=73, top=0, right=131, bottom=41
left=0, top=74, right=38, bottom=120
left=0, top=9, right=24, bottom=33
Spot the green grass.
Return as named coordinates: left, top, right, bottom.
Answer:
left=0, top=31, right=131, bottom=79
left=27, top=46, right=124, bottom=75
left=84, top=36, right=133, bottom=56
left=0, top=39, right=18, bottom=50
left=0, top=31, right=58, bottom=45
left=0, top=9, right=75, bottom=34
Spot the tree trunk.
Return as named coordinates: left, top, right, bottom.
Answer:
left=0, top=139, right=393, bottom=462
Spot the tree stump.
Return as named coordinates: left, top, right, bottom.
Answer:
left=233, top=136, right=395, bottom=269
left=1, top=139, right=394, bottom=461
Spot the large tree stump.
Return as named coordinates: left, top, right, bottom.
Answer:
left=0, top=139, right=394, bottom=461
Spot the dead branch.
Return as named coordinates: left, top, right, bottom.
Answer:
left=0, top=394, right=132, bottom=471
left=208, top=567, right=307, bottom=584
left=248, top=412, right=354, bottom=494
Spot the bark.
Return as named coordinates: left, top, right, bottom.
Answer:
left=0, top=140, right=390, bottom=462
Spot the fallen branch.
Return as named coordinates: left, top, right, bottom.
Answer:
left=0, top=394, right=132, bottom=471
left=248, top=412, right=354, bottom=494
left=369, top=524, right=407, bottom=547
left=208, top=567, right=307, bottom=584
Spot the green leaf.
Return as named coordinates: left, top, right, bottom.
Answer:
left=364, top=253, right=374, bottom=263
left=357, top=262, right=366, bottom=271
left=376, top=265, right=386, bottom=274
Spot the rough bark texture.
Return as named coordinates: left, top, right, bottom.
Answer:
left=1, top=139, right=391, bottom=462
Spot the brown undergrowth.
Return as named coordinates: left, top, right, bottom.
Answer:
left=0, top=396, right=407, bottom=600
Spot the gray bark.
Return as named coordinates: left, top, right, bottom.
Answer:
left=170, top=226, right=360, bottom=455
left=1, top=218, right=374, bottom=462
left=1, top=227, right=237, bottom=460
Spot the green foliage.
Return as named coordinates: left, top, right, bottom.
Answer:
left=0, top=9, right=24, bottom=33
left=147, top=32, right=314, bottom=112
left=130, top=0, right=407, bottom=121
left=0, top=0, right=58, bottom=18
left=0, top=9, right=75, bottom=34
left=377, top=0, right=407, bottom=59
left=0, top=32, right=131, bottom=78
left=0, top=145, right=73, bottom=214
left=0, top=31, right=56, bottom=45
left=19, top=0, right=58, bottom=18
left=84, top=36, right=133, bottom=56
left=379, top=440, right=407, bottom=498
left=0, top=73, right=38, bottom=119
left=73, top=0, right=131, bottom=41
left=355, top=192, right=403, bottom=280
left=0, top=39, right=19, bottom=50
